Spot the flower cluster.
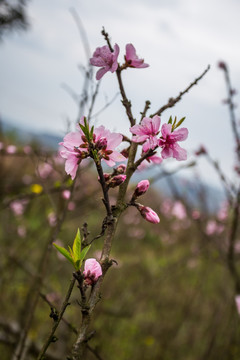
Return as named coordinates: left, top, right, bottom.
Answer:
left=59, top=117, right=126, bottom=179
left=130, top=115, right=188, bottom=164
left=90, top=43, right=148, bottom=80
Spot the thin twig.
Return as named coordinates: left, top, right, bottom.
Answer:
left=37, top=277, right=76, bottom=360
left=151, top=65, right=210, bottom=116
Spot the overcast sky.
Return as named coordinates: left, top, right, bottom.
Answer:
left=0, top=0, right=240, bottom=188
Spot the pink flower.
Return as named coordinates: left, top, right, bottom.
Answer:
left=134, top=180, right=149, bottom=197
left=158, top=124, right=188, bottom=161
left=139, top=205, right=160, bottom=224
left=60, top=119, right=126, bottom=179
left=90, top=44, right=120, bottom=80
left=130, top=115, right=161, bottom=151
left=84, top=258, right=102, bottom=285
left=125, top=44, right=149, bottom=68
left=59, top=131, right=86, bottom=180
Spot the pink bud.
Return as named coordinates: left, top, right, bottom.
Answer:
left=139, top=206, right=160, bottom=224
left=134, top=180, right=149, bottom=197
left=83, top=258, right=102, bottom=285
left=109, top=174, right=126, bottom=188
left=115, top=163, right=127, bottom=174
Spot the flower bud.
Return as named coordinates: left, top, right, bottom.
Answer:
left=115, top=163, right=127, bottom=174
left=108, top=174, right=126, bottom=188
left=95, top=137, right=107, bottom=150
left=98, top=173, right=111, bottom=183
left=83, top=258, right=102, bottom=285
left=139, top=205, right=160, bottom=224
left=133, top=180, right=149, bottom=198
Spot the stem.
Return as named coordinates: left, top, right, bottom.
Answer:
left=95, top=160, right=112, bottom=216
left=37, top=277, right=76, bottom=360
left=227, top=187, right=240, bottom=293
left=151, top=65, right=210, bottom=116
left=223, top=66, right=240, bottom=163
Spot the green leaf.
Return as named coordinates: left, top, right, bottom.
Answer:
left=75, top=259, right=81, bottom=271
left=68, top=246, right=74, bottom=259
left=53, top=243, right=75, bottom=267
left=175, top=117, right=186, bottom=129
left=72, top=228, right=81, bottom=262
left=168, top=116, right=173, bottom=124
left=80, top=244, right=91, bottom=262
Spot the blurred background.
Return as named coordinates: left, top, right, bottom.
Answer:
left=0, top=1, right=240, bottom=359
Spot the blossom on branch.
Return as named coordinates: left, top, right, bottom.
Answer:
left=139, top=205, right=160, bottom=224
left=84, top=258, right=102, bottom=285
left=133, top=180, right=149, bottom=198
left=158, top=124, right=188, bottom=161
left=125, top=44, right=149, bottom=69
left=59, top=118, right=126, bottom=179
left=130, top=115, right=161, bottom=151
left=90, top=44, right=120, bottom=80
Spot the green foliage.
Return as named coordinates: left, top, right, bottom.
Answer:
left=53, top=229, right=91, bottom=270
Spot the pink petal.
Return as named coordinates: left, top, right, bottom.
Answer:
left=172, top=143, right=187, bottom=161
left=161, top=146, right=173, bottom=159
left=161, top=123, right=172, bottom=139
left=172, top=127, right=188, bottom=142
left=96, top=66, right=109, bottom=80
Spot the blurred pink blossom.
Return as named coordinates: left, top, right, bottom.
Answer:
left=23, top=145, right=32, bottom=154
left=159, top=124, right=188, bottom=160
left=48, top=212, right=57, bottom=227
left=84, top=258, right=102, bottom=285
left=17, top=225, right=26, bottom=238
left=192, top=209, right=201, bottom=220
left=235, top=295, right=240, bottom=315
left=6, top=145, right=17, bottom=154
left=205, top=220, right=224, bottom=235
left=90, top=44, right=120, bottom=80
left=10, top=200, right=26, bottom=216
left=68, top=201, right=76, bottom=211
left=62, top=190, right=71, bottom=200
left=125, top=44, right=149, bottom=68
left=38, top=163, right=52, bottom=179
left=172, top=201, right=187, bottom=220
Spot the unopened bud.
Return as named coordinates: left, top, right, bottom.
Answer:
left=115, top=163, right=127, bottom=174
left=108, top=174, right=126, bottom=188
left=138, top=205, right=160, bottom=224
left=83, top=258, right=102, bottom=286
left=96, top=137, right=107, bottom=150
left=98, top=173, right=111, bottom=183
left=133, top=180, right=149, bottom=199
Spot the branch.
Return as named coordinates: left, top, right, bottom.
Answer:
left=37, top=277, right=76, bottom=360
left=151, top=65, right=210, bottom=116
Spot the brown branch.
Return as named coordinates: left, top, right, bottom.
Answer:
left=37, top=277, right=76, bottom=360
left=227, top=186, right=240, bottom=293
left=151, top=65, right=210, bottom=116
